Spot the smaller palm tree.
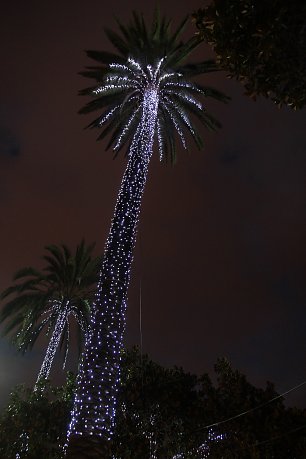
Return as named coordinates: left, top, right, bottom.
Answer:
left=0, top=240, right=100, bottom=390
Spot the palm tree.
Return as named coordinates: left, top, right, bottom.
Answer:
left=0, top=241, right=100, bottom=390
left=66, top=11, right=228, bottom=457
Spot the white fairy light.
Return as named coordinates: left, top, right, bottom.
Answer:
left=163, top=95, right=196, bottom=135
left=17, top=297, right=88, bottom=392
left=156, top=118, right=164, bottom=161
left=164, top=89, right=203, bottom=111
left=162, top=103, right=187, bottom=149
left=164, top=81, right=204, bottom=94
left=15, top=432, right=29, bottom=459
left=93, top=83, right=136, bottom=94
left=66, top=64, right=159, bottom=448
left=159, top=71, right=182, bottom=82
left=34, top=300, right=70, bottom=390
left=109, top=63, right=130, bottom=72
left=66, top=50, right=208, bottom=452
left=114, top=106, right=141, bottom=151
left=106, top=75, right=129, bottom=83
left=147, top=64, right=154, bottom=81
left=62, top=316, right=70, bottom=370
left=98, top=106, right=120, bottom=126
left=128, top=57, right=148, bottom=82
left=153, top=57, right=165, bottom=81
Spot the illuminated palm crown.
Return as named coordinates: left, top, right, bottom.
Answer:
left=0, top=241, right=100, bottom=357
left=79, top=12, right=228, bottom=162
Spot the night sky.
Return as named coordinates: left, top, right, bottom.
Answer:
left=1, top=0, right=306, bottom=409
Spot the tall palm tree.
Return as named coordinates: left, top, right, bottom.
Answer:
left=0, top=241, right=100, bottom=390
left=66, top=11, right=228, bottom=457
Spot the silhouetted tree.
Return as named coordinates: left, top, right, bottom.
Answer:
left=1, top=350, right=306, bottom=458
left=194, top=0, right=306, bottom=109
left=0, top=241, right=99, bottom=389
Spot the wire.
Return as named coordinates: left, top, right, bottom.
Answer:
left=195, top=379, right=306, bottom=432
left=212, top=423, right=306, bottom=455
left=139, top=279, right=143, bottom=357
left=251, top=423, right=306, bottom=450
left=201, top=424, right=306, bottom=458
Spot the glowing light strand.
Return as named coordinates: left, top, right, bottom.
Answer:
left=163, top=81, right=204, bottom=94
left=164, top=89, right=204, bottom=111
left=66, top=85, right=159, bottom=447
left=159, top=71, right=182, bottom=82
left=115, top=403, right=225, bottom=459
left=128, top=57, right=148, bottom=82
left=98, top=106, right=120, bottom=126
left=93, top=83, right=137, bottom=94
left=162, top=103, right=187, bottom=149
left=34, top=300, right=70, bottom=391
left=114, top=106, right=141, bottom=151
left=62, top=316, right=70, bottom=370
left=66, top=54, right=207, bottom=453
left=163, top=96, right=196, bottom=135
left=156, top=118, right=164, bottom=161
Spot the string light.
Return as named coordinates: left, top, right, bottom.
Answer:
left=33, top=301, right=69, bottom=390
left=66, top=53, right=209, bottom=452
left=16, top=296, right=88, bottom=392
left=32, top=300, right=90, bottom=391
left=15, top=432, right=29, bottom=459
left=98, top=106, right=120, bottom=126
left=115, top=402, right=225, bottom=459
left=30, top=298, right=90, bottom=390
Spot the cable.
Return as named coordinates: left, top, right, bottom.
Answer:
left=251, top=423, right=306, bottom=450
left=194, top=379, right=306, bottom=432
left=139, top=279, right=143, bottom=357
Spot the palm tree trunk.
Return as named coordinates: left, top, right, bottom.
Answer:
left=66, top=88, right=159, bottom=458
left=34, top=300, right=69, bottom=391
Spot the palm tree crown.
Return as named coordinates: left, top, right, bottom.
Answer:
left=80, top=12, right=228, bottom=162
left=0, top=241, right=100, bottom=387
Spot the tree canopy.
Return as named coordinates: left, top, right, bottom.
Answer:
left=0, top=374, right=75, bottom=459
left=193, top=0, right=306, bottom=109
left=2, top=349, right=306, bottom=458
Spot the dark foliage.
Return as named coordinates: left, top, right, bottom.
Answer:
left=113, top=351, right=306, bottom=458
left=193, top=0, right=306, bottom=109
left=200, top=358, right=306, bottom=458
left=0, top=373, right=75, bottom=459
left=1, top=351, right=306, bottom=458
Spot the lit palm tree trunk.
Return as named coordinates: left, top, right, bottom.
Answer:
left=34, top=300, right=70, bottom=391
left=66, top=88, right=159, bottom=456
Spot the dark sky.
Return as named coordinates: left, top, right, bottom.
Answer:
left=1, top=0, right=306, bottom=409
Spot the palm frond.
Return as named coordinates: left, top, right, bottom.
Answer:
left=85, top=50, right=125, bottom=66
left=104, top=28, right=130, bottom=56
left=0, top=241, right=97, bottom=366
left=79, top=12, right=228, bottom=163
left=179, top=59, right=220, bottom=77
